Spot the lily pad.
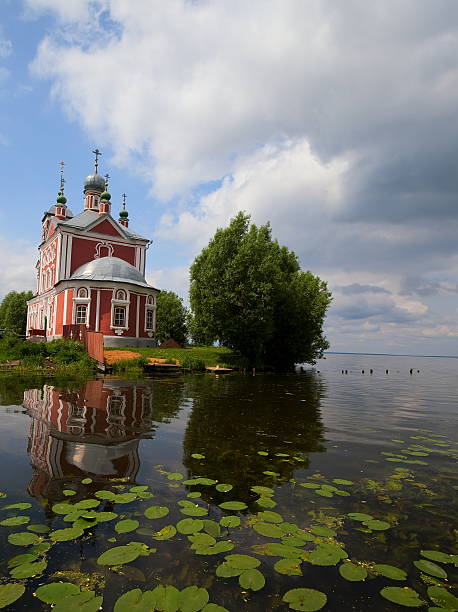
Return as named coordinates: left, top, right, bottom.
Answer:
left=114, top=588, right=158, bottom=611
left=300, top=483, right=321, bottom=489
left=0, top=515, right=30, bottom=527
left=339, top=562, right=367, bottom=581
left=52, top=503, right=75, bottom=515
left=191, top=453, right=206, bottom=459
left=427, top=586, right=458, bottom=609
left=144, top=505, right=169, bottom=519
left=250, top=486, right=274, bottom=496
left=7, top=553, right=38, bottom=568
left=332, top=479, right=354, bottom=485
left=274, top=558, right=302, bottom=575
left=9, top=559, right=47, bottom=578
left=421, top=550, right=454, bottom=564
left=216, top=563, right=244, bottom=578
left=253, top=522, right=284, bottom=538
left=308, top=545, right=342, bottom=566
left=53, top=591, right=103, bottom=612
left=310, top=525, right=336, bottom=537
left=153, top=525, right=177, bottom=540
left=50, top=526, right=84, bottom=541
left=380, top=586, right=423, bottom=607
left=219, top=501, right=247, bottom=511
left=224, top=554, right=260, bottom=569
left=3, top=503, right=31, bottom=510
left=347, top=513, right=373, bottom=522
left=238, top=568, right=265, bottom=591
left=363, top=519, right=390, bottom=531
left=35, top=582, right=80, bottom=604
left=95, top=490, right=116, bottom=501
left=261, top=543, right=305, bottom=558
left=63, top=489, right=77, bottom=496
left=373, top=564, right=407, bottom=580
left=215, top=484, right=233, bottom=493
left=414, top=559, right=447, bottom=579
left=167, top=472, right=184, bottom=481
left=257, top=497, right=277, bottom=508
left=97, top=545, right=142, bottom=566
left=220, top=516, right=240, bottom=528
left=115, top=519, right=139, bottom=534
left=114, top=493, right=137, bottom=504
left=203, top=520, right=221, bottom=538
left=180, top=506, right=208, bottom=517
left=27, top=524, right=50, bottom=533
left=283, top=588, right=327, bottom=611
left=178, top=586, right=209, bottom=612
left=0, top=584, right=25, bottom=609
left=201, top=606, right=230, bottom=612
left=75, top=499, right=100, bottom=510
left=258, top=511, right=282, bottom=523
left=176, top=518, right=204, bottom=534
left=81, top=478, right=93, bottom=484
left=8, top=532, right=40, bottom=546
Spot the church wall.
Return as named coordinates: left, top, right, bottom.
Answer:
left=99, top=288, right=114, bottom=334
left=128, top=293, right=137, bottom=335
left=70, top=237, right=137, bottom=275
left=110, top=243, right=136, bottom=266
left=88, top=219, right=124, bottom=237
left=55, top=291, right=65, bottom=335
left=89, top=289, right=97, bottom=329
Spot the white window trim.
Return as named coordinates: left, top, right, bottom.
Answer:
left=110, top=289, right=130, bottom=331
left=72, top=287, right=91, bottom=326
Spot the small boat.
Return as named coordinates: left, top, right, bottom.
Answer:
left=143, top=363, right=182, bottom=374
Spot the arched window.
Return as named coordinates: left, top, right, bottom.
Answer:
left=147, top=295, right=154, bottom=305
left=113, top=306, right=126, bottom=327
left=76, top=304, right=87, bottom=324
left=116, top=289, right=126, bottom=300
left=77, top=288, right=88, bottom=298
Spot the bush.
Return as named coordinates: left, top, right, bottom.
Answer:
left=181, top=356, right=206, bottom=371
left=111, top=357, right=148, bottom=373
left=22, top=354, right=45, bottom=367
left=45, top=339, right=88, bottom=364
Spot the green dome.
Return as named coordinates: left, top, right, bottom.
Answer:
left=100, top=191, right=111, bottom=201
left=56, top=192, right=67, bottom=205
left=119, top=209, right=129, bottom=218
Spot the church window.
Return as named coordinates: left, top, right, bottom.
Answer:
left=146, top=309, right=154, bottom=330
left=76, top=304, right=87, bottom=324
left=114, top=306, right=126, bottom=327
left=147, top=295, right=154, bottom=305
left=116, top=289, right=126, bottom=300
left=77, top=288, right=88, bottom=298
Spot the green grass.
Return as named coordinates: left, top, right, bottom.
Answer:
left=105, top=345, right=244, bottom=368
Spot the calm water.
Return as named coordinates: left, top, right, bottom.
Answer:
left=0, top=354, right=456, bottom=610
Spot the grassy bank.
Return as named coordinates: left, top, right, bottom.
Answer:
left=105, top=345, right=244, bottom=369
left=0, top=336, right=97, bottom=377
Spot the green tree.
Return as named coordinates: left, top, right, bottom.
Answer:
left=156, top=290, right=188, bottom=346
left=0, top=290, right=33, bottom=335
left=189, top=212, right=331, bottom=369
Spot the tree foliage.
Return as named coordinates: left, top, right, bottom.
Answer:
left=189, top=212, right=331, bottom=369
left=0, top=291, right=33, bottom=335
left=156, top=290, right=188, bottom=346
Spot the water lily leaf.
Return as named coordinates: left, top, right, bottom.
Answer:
left=380, top=587, right=423, bottom=607
left=95, top=490, right=116, bottom=500
left=215, top=484, right=233, bottom=493
left=274, top=558, right=302, bottom=575
left=224, top=554, right=260, bottom=569
left=97, top=545, right=141, bottom=566
left=96, top=511, right=118, bottom=522
left=283, top=587, right=327, bottom=611
left=153, top=525, right=176, bottom=540
left=216, top=563, right=244, bottom=577
left=167, top=473, right=184, bottom=481
left=75, top=499, right=100, bottom=510
left=363, top=519, right=390, bottom=531
left=219, top=501, right=247, bottom=511
left=414, top=559, right=447, bottom=579
left=189, top=478, right=216, bottom=486
left=257, top=451, right=268, bottom=456
left=50, top=527, right=84, bottom=541
left=203, top=520, right=221, bottom=538
left=308, top=545, right=342, bottom=566
left=191, top=453, right=205, bottom=459
left=257, top=497, right=277, bottom=508
left=339, top=562, right=367, bottom=581
left=253, top=522, right=284, bottom=538
left=347, top=513, right=373, bottom=522
left=189, top=533, right=216, bottom=550
left=30, top=541, right=51, bottom=554
left=263, top=471, right=280, bottom=477
left=282, top=536, right=307, bottom=547
left=53, top=591, right=103, bottom=612
left=310, top=525, right=336, bottom=537
left=196, top=540, right=234, bottom=555
left=27, top=523, right=50, bottom=533
left=144, top=505, right=169, bottom=519
left=8, top=532, right=40, bottom=546
left=176, top=518, right=204, bottom=534
left=7, top=553, right=38, bottom=568
left=81, top=478, right=93, bottom=484
left=250, top=486, right=274, bottom=496
left=187, top=492, right=201, bottom=499
left=52, top=503, right=75, bottom=515
left=315, top=489, right=333, bottom=497
left=129, top=485, right=149, bottom=493
left=150, top=585, right=180, bottom=612
left=178, top=586, right=209, bottom=612
left=238, top=568, right=265, bottom=591
left=427, top=586, right=458, bottom=609
left=115, top=519, right=139, bottom=534
left=280, top=523, right=300, bottom=535
left=180, top=506, right=208, bottom=517
left=290, top=530, right=315, bottom=542
left=114, top=588, right=158, bottom=612
left=114, top=493, right=137, bottom=504
left=262, top=543, right=305, bottom=558
left=0, top=584, right=25, bottom=609
left=35, top=582, right=80, bottom=603
left=0, top=515, right=30, bottom=526
left=63, top=489, right=77, bottom=496
left=220, top=516, right=240, bottom=528
left=300, top=483, right=321, bottom=489
left=332, top=479, right=354, bottom=485
left=10, top=559, right=47, bottom=578
left=421, top=550, right=454, bottom=564
left=373, top=564, right=407, bottom=580
left=258, top=511, right=283, bottom=523
left=2, top=503, right=31, bottom=510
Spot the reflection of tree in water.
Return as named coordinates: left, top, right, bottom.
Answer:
left=23, top=378, right=183, bottom=503
left=182, top=372, right=326, bottom=503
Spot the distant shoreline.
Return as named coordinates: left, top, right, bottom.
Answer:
left=324, top=351, right=458, bottom=359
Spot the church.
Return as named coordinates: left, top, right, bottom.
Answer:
left=27, top=152, right=159, bottom=347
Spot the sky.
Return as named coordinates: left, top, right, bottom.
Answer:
left=0, top=0, right=457, bottom=356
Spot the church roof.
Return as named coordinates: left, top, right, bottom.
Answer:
left=69, top=256, right=157, bottom=289
left=58, top=210, right=148, bottom=241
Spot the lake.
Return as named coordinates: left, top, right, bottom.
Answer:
left=0, top=353, right=456, bottom=610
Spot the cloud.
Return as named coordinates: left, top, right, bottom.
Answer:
left=400, top=276, right=458, bottom=296
left=337, top=283, right=391, bottom=296
left=0, top=237, right=37, bottom=298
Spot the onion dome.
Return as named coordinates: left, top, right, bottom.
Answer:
left=56, top=192, right=67, bottom=205
left=100, top=191, right=111, bottom=201
left=119, top=208, right=129, bottom=219
left=84, top=173, right=106, bottom=192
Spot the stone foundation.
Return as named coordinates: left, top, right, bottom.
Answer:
left=103, top=336, right=158, bottom=348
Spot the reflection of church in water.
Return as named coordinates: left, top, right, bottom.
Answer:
left=23, top=380, right=155, bottom=500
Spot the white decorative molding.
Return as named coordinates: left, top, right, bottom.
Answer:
left=94, top=241, right=114, bottom=259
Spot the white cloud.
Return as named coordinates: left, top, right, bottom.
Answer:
left=0, top=237, right=37, bottom=297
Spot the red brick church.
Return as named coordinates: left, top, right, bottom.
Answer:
left=27, top=152, right=159, bottom=347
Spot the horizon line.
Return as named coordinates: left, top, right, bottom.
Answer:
left=324, top=351, right=458, bottom=359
